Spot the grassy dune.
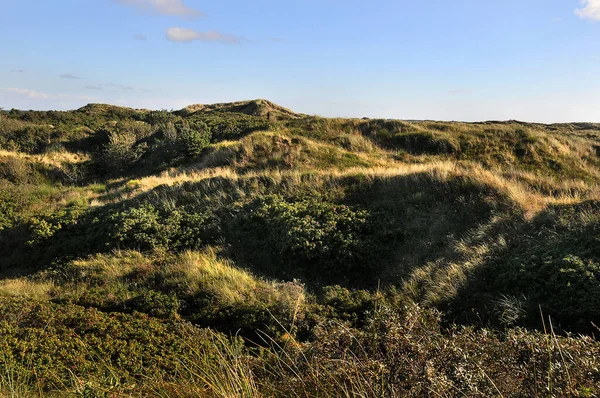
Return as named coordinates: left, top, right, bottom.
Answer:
left=1, top=101, right=600, bottom=396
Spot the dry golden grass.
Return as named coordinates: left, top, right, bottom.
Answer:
left=164, top=248, right=306, bottom=314
left=0, top=278, right=54, bottom=301
left=68, top=250, right=154, bottom=281
left=57, top=248, right=307, bottom=325
left=107, top=159, right=583, bottom=217
left=0, top=149, right=89, bottom=168
left=166, top=248, right=262, bottom=303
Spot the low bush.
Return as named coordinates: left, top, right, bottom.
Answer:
left=0, top=297, right=224, bottom=392
left=229, top=194, right=374, bottom=283
left=451, top=201, right=600, bottom=333
left=129, top=290, right=180, bottom=319
left=175, top=120, right=211, bottom=156
left=100, top=129, right=147, bottom=173
left=108, top=203, right=211, bottom=251
left=191, top=112, right=271, bottom=141
left=27, top=201, right=89, bottom=245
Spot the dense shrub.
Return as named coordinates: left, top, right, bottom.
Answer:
left=175, top=120, right=211, bottom=156
left=130, top=290, right=180, bottom=319
left=142, top=109, right=181, bottom=126
left=108, top=203, right=211, bottom=251
left=137, top=120, right=212, bottom=170
left=27, top=201, right=89, bottom=245
left=0, top=191, right=18, bottom=232
left=452, top=201, right=600, bottom=333
left=192, top=112, right=271, bottom=141
left=0, top=297, right=222, bottom=391
left=100, top=129, right=147, bottom=173
left=230, top=195, right=374, bottom=282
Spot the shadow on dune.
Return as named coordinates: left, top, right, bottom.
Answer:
left=446, top=200, right=600, bottom=334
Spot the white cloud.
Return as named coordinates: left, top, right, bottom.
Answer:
left=133, top=34, right=148, bottom=40
left=60, top=74, right=81, bottom=79
left=0, top=87, right=93, bottom=101
left=575, top=0, right=600, bottom=21
left=118, top=0, right=202, bottom=18
left=165, top=27, right=243, bottom=44
left=448, top=89, right=472, bottom=95
left=85, top=83, right=146, bottom=92
left=1, top=88, right=52, bottom=99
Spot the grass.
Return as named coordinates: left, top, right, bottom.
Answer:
left=0, top=278, right=54, bottom=300
left=2, top=100, right=600, bottom=395
left=1, top=296, right=598, bottom=397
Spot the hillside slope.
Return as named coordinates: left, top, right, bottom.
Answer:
left=1, top=101, right=600, bottom=396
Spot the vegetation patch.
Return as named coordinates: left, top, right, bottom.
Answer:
left=3, top=100, right=600, bottom=395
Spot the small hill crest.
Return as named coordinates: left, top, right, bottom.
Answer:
left=176, top=99, right=303, bottom=119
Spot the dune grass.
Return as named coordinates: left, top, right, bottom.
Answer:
left=2, top=102, right=600, bottom=395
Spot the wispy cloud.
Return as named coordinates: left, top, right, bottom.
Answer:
left=85, top=83, right=145, bottom=92
left=576, top=0, right=600, bottom=21
left=1, top=87, right=51, bottom=99
left=133, top=34, right=148, bottom=40
left=10, top=69, right=27, bottom=73
left=60, top=74, right=81, bottom=79
left=0, top=87, right=93, bottom=101
left=118, top=0, right=202, bottom=18
left=448, top=89, right=472, bottom=95
left=165, top=27, right=243, bottom=44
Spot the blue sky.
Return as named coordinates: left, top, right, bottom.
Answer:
left=1, top=0, right=599, bottom=122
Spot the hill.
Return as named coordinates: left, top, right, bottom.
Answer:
left=1, top=101, right=600, bottom=396
left=176, top=99, right=304, bottom=119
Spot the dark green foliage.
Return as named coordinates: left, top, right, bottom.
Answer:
left=142, top=109, right=181, bottom=126
left=98, top=129, right=147, bottom=174
left=0, top=188, right=18, bottom=232
left=3, top=101, right=600, bottom=396
left=130, top=290, right=180, bottom=319
left=109, top=203, right=173, bottom=250
left=229, top=194, right=374, bottom=283
left=28, top=200, right=88, bottom=244
left=190, top=112, right=272, bottom=141
left=174, top=120, right=211, bottom=156
left=313, top=285, right=380, bottom=326
left=394, top=132, right=458, bottom=155
left=108, top=203, right=209, bottom=251
left=0, top=297, right=219, bottom=390
left=2, top=125, right=54, bottom=153
left=186, top=293, right=284, bottom=338
left=452, top=201, right=600, bottom=333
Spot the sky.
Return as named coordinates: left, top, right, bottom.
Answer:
left=1, top=0, right=600, bottom=122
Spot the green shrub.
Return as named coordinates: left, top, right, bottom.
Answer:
left=27, top=201, right=88, bottom=245
left=130, top=290, right=180, bottom=319
left=176, top=120, right=211, bottom=156
left=143, top=109, right=181, bottom=126
left=452, top=201, right=600, bottom=333
left=140, top=120, right=212, bottom=169
left=2, top=125, right=54, bottom=153
left=108, top=203, right=210, bottom=251
left=99, top=129, right=146, bottom=173
left=0, top=189, right=19, bottom=232
left=0, top=297, right=221, bottom=391
left=230, top=195, right=373, bottom=282
left=192, top=112, right=271, bottom=141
